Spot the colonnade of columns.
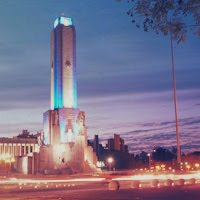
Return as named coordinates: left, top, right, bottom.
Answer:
left=0, top=143, right=36, bottom=157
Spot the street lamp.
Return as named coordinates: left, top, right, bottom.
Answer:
left=147, top=153, right=151, bottom=169
left=169, top=26, right=181, bottom=167
left=107, top=157, right=114, bottom=171
left=169, top=23, right=200, bottom=168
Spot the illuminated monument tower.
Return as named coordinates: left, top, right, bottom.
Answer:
left=42, top=17, right=97, bottom=173
left=50, top=17, right=77, bottom=111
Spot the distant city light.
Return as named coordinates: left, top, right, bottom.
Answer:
left=96, top=161, right=105, bottom=168
left=195, top=163, right=200, bottom=168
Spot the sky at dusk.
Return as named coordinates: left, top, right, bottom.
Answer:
left=0, top=0, right=199, bottom=153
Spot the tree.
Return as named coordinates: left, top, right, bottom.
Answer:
left=152, top=146, right=176, bottom=161
left=118, top=0, right=200, bottom=43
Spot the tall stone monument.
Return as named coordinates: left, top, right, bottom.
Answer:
left=42, top=17, right=97, bottom=173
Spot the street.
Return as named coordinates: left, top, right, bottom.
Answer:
left=1, top=179, right=200, bottom=200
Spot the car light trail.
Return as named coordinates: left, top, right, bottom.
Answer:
left=112, top=171, right=200, bottom=181
left=0, top=178, right=106, bottom=185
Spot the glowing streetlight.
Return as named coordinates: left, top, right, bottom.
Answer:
left=186, top=165, right=191, bottom=170
left=195, top=163, right=199, bottom=169
left=107, top=157, right=114, bottom=171
left=107, top=157, right=113, bottom=164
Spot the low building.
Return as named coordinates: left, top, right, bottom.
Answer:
left=0, top=130, right=41, bottom=174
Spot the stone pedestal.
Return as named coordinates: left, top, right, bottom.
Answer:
left=42, top=108, right=97, bottom=173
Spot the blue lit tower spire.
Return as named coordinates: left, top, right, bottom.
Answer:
left=51, top=16, right=77, bottom=109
